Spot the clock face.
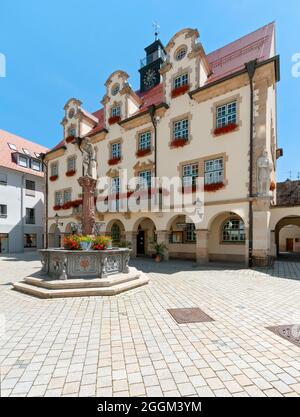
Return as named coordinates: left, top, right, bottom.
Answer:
left=143, top=69, right=156, bottom=89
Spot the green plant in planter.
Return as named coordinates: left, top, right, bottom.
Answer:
left=151, top=241, right=167, bottom=261
left=92, top=235, right=111, bottom=250
left=79, top=235, right=93, bottom=242
left=79, top=235, right=93, bottom=250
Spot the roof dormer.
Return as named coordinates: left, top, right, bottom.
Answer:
left=61, top=98, right=98, bottom=141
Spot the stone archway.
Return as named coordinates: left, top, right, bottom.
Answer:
left=132, top=217, right=157, bottom=257
left=207, top=211, right=247, bottom=264
left=105, top=219, right=126, bottom=245
left=274, top=216, right=300, bottom=259
left=167, top=214, right=196, bottom=260
left=48, top=223, right=61, bottom=248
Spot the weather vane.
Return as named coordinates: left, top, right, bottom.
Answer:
left=152, top=21, right=160, bottom=41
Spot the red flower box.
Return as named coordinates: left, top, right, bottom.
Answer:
left=53, top=205, right=61, bottom=211
left=50, top=175, right=58, bottom=181
left=204, top=182, right=225, bottom=192
left=171, top=84, right=190, bottom=98
left=214, top=123, right=237, bottom=136
left=270, top=181, right=276, bottom=191
left=136, top=148, right=151, bottom=157
left=72, top=199, right=83, bottom=208
left=108, top=115, right=121, bottom=125
left=65, top=135, right=75, bottom=143
left=171, top=138, right=188, bottom=148
left=66, top=170, right=76, bottom=177
left=62, top=201, right=73, bottom=210
left=63, top=235, right=81, bottom=250
left=108, top=157, right=121, bottom=165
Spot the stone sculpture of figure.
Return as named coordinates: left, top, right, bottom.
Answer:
left=257, top=150, right=272, bottom=196
left=81, top=137, right=97, bottom=179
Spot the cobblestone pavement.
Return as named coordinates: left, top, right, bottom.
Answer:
left=0, top=253, right=300, bottom=397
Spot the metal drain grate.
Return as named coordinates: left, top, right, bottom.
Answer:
left=168, top=308, right=214, bottom=324
left=267, top=324, right=300, bottom=348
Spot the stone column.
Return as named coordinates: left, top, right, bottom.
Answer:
left=156, top=230, right=169, bottom=261
left=252, top=197, right=271, bottom=266
left=125, top=231, right=137, bottom=258
left=78, top=176, right=97, bottom=235
left=270, top=230, right=276, bottom=257
left=196, top=229, right=209, bottom=264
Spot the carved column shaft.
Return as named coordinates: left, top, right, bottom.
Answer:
left=78, top=176, right=97, bottom=235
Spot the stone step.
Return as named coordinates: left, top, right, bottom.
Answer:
left=13, top=273, right=149, bottom=299
left=24, top=268, right=141, bottom=290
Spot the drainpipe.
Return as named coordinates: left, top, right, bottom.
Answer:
left=21, top=174, right=25, bottom=253
left=245, top=59, right=257, bottom=268
left=40, top=154, right=48, bottom=249
left=149, top=105, right=158, bottom=178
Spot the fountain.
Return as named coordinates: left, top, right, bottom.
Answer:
left=14, top=137, right=149, bottom=298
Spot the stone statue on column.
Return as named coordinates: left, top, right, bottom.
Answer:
left=257, top=150, right=272, bottom=196
left=78, top=137, right=97, bottom=235
left=82, top=137, right=97, bottom=179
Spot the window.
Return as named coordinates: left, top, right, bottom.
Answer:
left=182, top=163, right=198, bottom=187
left=24, top=233, right=37, bottom=248
left=67, top=156, right=76, bottom=172
left=185, top=223, right=196, bottom=242
left=222, top=218, right=245, bottom=242
left=23, top=148, right=30, bottom=155
left=8, top=143, right=17, bottom=150
left=51, top=162, right=58, bottom=177
left=34, top=152, right=40, bottom=158
left=173, top=119, right=189, bottom=140
left=0, top=204, right=7, bottom=218
left=204, top=158, right=224, bottom=185
left=31, top=159, right=41, bottom=171
left=138, top=170, right=152, bottom=189
left=138, top=131, right=151, bottom=150
left=63, top=189, right=72, bottom=203
left=25, top=180, right=35, bottom=191
left=18, top=155, right=28, bottom=168
left=176, top=47, right=187, bottom=61
left=0, top=173, right=7, bottom=186
left=111, top=106, right=121, bottom=117
left=111, top=84, right=120, bottom=96
left=216, top=101, right=237, bottom=128
left=68, top=127, right=76, bottom=137
left=111, top=177, right=120, bottom=194
left=174, top=73, right=188, bottom=89
left=111, top=142, right=121, bottom=159
left=55, top=191, right=62, bottom=206
left=25, top=208, right=35, bottom=224
left=111, top=224, right=120, bottom=242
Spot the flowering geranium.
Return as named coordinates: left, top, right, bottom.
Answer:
left=108, top=115, right=121, bottom=125
left=171, top=138, right=188, bottom=148
left=204, top=182, right=225, bottom=192
left=136, top=148, right=151, bottom=157
left=66, top=170, right=76, bottom=177
left=50, top=175, right=58, bottom=181
left=63, top=235, right=81, bottom=250
left=65, top=135, right=75, bottom=143
left=214, top=123, right=237, bottom=136
left=92, top=235, right=111, bottom=250
left=108, top=157, right=121, bottom=165
left=171, top=84, right=190, bottom=98
left=53, top=204, right=61, bottom=211
left=270, top=181, right=276, bottom=191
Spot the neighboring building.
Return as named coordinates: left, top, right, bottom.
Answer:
left=44, top=23, right=299, bottom=265
left=0, top=129, right=48, bottom=253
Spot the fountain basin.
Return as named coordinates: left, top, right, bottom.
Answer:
left=40, top=248, right=131, bottom=280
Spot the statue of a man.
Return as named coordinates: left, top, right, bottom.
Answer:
left=81, top=137, right=97, bottom=179
left=257, top=150, right=272, bottom=196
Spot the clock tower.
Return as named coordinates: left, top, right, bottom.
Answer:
left=139, top=39, right=166, bottom=92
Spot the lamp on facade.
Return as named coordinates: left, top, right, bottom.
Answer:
left=54, top=213, right=64, bottom=227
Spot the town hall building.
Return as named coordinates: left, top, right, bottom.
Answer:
left=44, top=22, right=300, bottom=266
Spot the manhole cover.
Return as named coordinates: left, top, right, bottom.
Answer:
left=168, top=308, right=214, bottom=324
left=267, top=324, right=300, bottom=348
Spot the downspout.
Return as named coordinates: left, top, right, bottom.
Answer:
left=21, top=174, right=25, bottom=253
left=41, top=154, right=48, bottom=249
left=245, top=59, right=257, bottom=268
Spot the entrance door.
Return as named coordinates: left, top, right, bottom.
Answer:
left=137, top=231, right=145, bottom=255
left=0, top=234, right=9, bottom=253
left=286, top=238, right=294, bottom=252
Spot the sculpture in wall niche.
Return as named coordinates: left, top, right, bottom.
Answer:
left=81, top=137, right=97, bottom=179
left=257, top=150, right=273, bottom=196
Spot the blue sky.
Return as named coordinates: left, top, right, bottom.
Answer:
left=0, top=0, right=299, bottom=181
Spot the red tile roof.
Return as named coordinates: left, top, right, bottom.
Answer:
left=51, top=22, right=275, bottom=150
left=0, top=129, right=49, bottom=177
